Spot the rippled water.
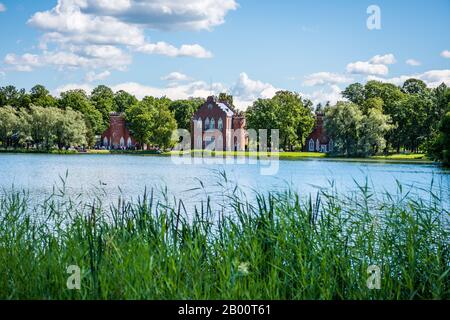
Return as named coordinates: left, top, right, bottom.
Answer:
left=0, top=153, right=449, bottom=207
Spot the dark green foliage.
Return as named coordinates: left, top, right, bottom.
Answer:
left=169, top=98, right=203, bottom=131
left=246, top=91, right=315, bottom=150
left=335, top=80, right=450, bottom=159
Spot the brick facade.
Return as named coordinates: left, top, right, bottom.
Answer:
left=304, top=112, right=333, bottom=153
left=191, top=96, right=247, bottom=151
left=101, top=113, right=137, bottom=149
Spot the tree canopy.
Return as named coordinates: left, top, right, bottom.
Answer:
left=246, top=91, right=315, bottom=150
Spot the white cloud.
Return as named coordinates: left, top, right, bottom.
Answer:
left=27, top=0, right=225, bottom=56
left=135, top=42, right=212, bottom=58
left=303, top=72, right=353, bottom=86
left=346, top=61, right=388, bottom=76
left=419, top=69, right=450, bottom=87
left=346, top=53, right=396, bottom=76
left=369, top=54, right=396, bottom=65
left=406, top=59, right=421, bottom=66
left=4, top=53, right=41, bottom=72
left=441, top=50, right=450, bottom=58
left=302, top=85, right=343, bottom=106
left=231, top=72, right=279, bottom=108
left=367, top=75, right=410, bottom=86
left=80, top=0, right=238, bottom=31
left=53, top=72, right=280, bottom=110
left=161, top=72, right=191, bottom=82
left=7, top=0, right=227, bottom=75
left=85, top=70, right=111, bottom=82
left=53, top=83, right=95, bottom=95
left=0, top=3, right=6, bottom=12
left=4, top=46, right=132, bottom=72
left=368, top=69, right=450, bottom=88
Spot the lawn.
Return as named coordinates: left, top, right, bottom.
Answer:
left=0, top=148, right=433, bottom=164
left=370, top=153, right=429, bottom=161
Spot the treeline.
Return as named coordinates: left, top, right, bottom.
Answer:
left=1, top=80, right=449, bottom=164
left=0, top=105, right=87, bottom=150
left=326, top=79, right=450, bottom=163
left=245, top=79, right=450, bottom=164
left=0, top=84, right=204, bottom=150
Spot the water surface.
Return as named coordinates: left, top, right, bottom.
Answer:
left=0, top=154, right=448, bottom=207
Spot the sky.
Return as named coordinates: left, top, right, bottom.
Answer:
left=0, top=0, right=449, bottom=109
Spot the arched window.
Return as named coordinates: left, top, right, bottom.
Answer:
left=308, top=139, right=314, bottom=151
left=205, top=117, right=210, bottom=129
left=316, top=139, right=320, bottom=152
left=103, top=136, right=108, bottom=146
left=218, top=118, right=223, bottom=130
left=197, top=117, right=202, bottom=129
left=210, top=118, right=215, bottom=129
left=127, top=137, right=132, bottom=147
left=120, top=137, right=125, bottom=147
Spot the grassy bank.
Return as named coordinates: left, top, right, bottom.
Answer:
left=0, top=148, right=433, bottom=164
left=0, top=179, right=448, bottom=299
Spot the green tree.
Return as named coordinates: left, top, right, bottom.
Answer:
left=0, top=106, right=19, bottom=148
left=246, top=98, right=280, bottom=148
left=427, top=110, right=450, bottom=166
left=364, top=81, right=404, bottom=108
left=272, top=91, right=314, bottom=150
left=324, top=102, right=363, bottom=156
left=54, top=108, right=88, bottom=149
left=26, top=105, right=58, bottom=150
left=430, top=83, right=450, bottom=131
left=113, top=90, right=138, bottom=113
left=151, top=104, right=178, bottom=150
left=391, top=93, right=433, bottom=152
left=126, top=96, right=176, bottom=150
left=59, top=89, right=103, bottom=146
left=169, top=98, right=202, bottom=131
left=358, top=108, right=393, bottom=156
left=342, top=83, right=366, bottom=105
left=246, top=91, right=315, bottom=150
left=402, top=78, right=428, bottom=95
left=91, top=85, right=114, bottom=128
left=361, top=97, right=383, bottom=114
left=218, top=93, right=235, bottom=111
left=0, top=86, right=31, bottom=109
left=30, top=85, right=57, bottom=108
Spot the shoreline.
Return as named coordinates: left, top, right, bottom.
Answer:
left=0, top=149, right=436, bottom=165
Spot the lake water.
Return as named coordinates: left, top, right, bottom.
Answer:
left=0, top=154, right=449, bottom=208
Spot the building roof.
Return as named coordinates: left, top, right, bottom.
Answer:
left=217, top=102, right=234, bottom=117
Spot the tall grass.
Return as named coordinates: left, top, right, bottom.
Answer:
left=0, top=175, right=448, bottom=299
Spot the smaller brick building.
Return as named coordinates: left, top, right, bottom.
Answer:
left=191, top=96, right=247, bottom=151
left=305, top=111, right=333, bottom=153
left=101, top=113, right=137, bottom=149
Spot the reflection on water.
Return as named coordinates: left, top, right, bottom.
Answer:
left=0, top=154, right=448, bottom=208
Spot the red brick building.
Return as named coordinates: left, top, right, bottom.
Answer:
left=304, top=111, right=333, bottom=153
left=191, top=96, right=247, bottom=151
left=101, top=113, right=137, bottom=149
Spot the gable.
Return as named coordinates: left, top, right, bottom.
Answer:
left=194, top=100, right=234, bottom=118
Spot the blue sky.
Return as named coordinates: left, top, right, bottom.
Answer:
left=0, top=0, right=449, bottom=108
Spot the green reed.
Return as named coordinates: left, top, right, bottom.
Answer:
left=0, top=175, right=449, bottom=299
